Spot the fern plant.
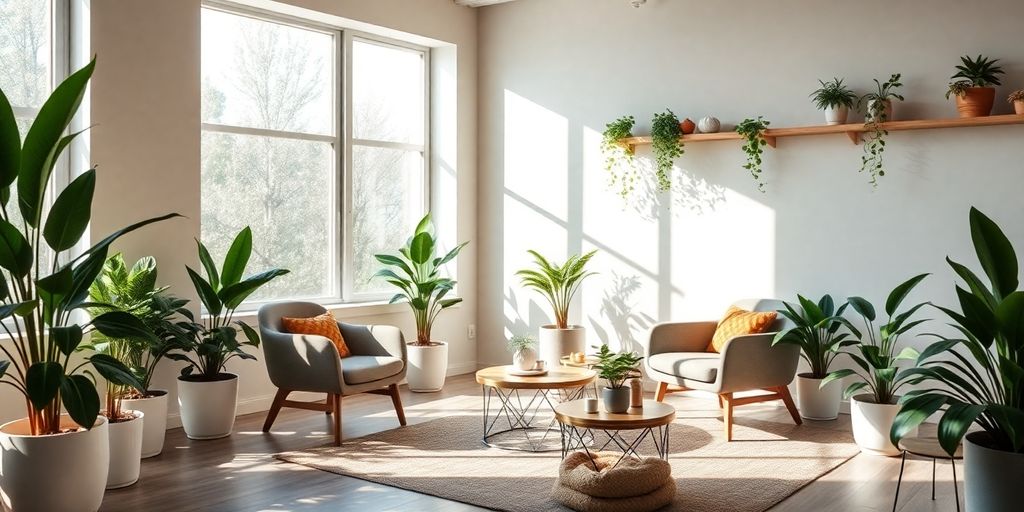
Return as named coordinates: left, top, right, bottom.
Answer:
left=516, top=250, right=597, bottom=329
left=650, top=110, right=683, bottom=191
left=601, top=115, right=637, bottom=198
left=736, top=116, right=771, bottom=192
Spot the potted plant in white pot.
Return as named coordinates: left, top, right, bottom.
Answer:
left=167, top=228, right=288, bottom=439
left=517, top=250, right=597, bottom=368
left=508, top=334, right=537, bottom=371
left=374, top=213, right=468, bottom=392
left=773, top=295, right=855, bottom=420
left=593, top=344, right=643, bottom=413
left=892, top=208, right=1024, bottom=511
left=87, top=254, right=191, bottom=461
left=945, top=54, right=1004, bottom=117
left=810, top=77, right=857, bottom=125
left=821, top=274, right=928, bottom=456
left=0, top=58, right=179, bottom=512
left=858, top=73, right=905, bottom=187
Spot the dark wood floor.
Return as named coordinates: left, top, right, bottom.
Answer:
left=100, top=374, right=962, bottom=511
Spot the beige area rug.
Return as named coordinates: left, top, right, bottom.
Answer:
left=277, top=404, right=859, bottom=512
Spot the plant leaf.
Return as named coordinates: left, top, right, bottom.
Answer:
left=26, top=361, right=63, bottom=410
left=61, top=374, right=99, bottom=428
left=969, top=207, right=1017, bottom=299
left=90, top=353, right=145, bottom=392
left=43, top=169, right=95, bottom=251
left=0, top=87, right=20, bottom=188
left=220, top=227, right=252, bottom=288
left=187, top=266, right=222, bottom=316
left=52, top=324, right=84, bottom=356
left=885, top=273, right=929, bottom=317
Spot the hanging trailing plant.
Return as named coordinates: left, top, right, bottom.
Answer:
left=650, top=109, right=684, bottom=191
left=859, top=74, right=904, bottom=187
left=736, top=116, right=770, bottom=192
left=600, top=115, right=637, bottom=198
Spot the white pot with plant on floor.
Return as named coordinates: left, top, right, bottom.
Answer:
left=516, top=250, right=598, bottom=367
left=87, top=253, right=193, bottom=459
left=891, top=208, right=1024, bottom=511
left=773, top=295, right=851, bottom=420
left=0, top=58, right=180, bottom=512
left=593, top=344, right=643, bottom=413
left=822, top=274, right=928, bottom=456
left=810, top=77, right=857, bottom=125
left=168, top=227, right=289, bottom=440
left=373, top=213, right=469, bottom=392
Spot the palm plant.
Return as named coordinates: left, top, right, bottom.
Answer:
left=0, top=58, right=179, bottom=434
left=593, top=343, right=642, bottom=389
left=892, top=208, right=1024, bottom=456
left=810, top=78, right=858, bottom=109
left=374, top=213, right=469, bottom=345
left=820, top=274, right=929, bottom=404
left=516, top=250, right=597, bottom=329
left=86, top=254, right=191, bottom=419
left=772, top=295, right=856, bottom=378
left=167, top=228, right=289, bottom=380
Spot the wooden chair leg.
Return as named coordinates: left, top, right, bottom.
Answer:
left=325, top=394, right=334, bottom=415
left=332, top=393, right=342, bottom=446
left=389, top=383, right=407, bottom=426
left=263, top=389, right=289, bottom=432
left=776, top=386, right=802, bottom=425
left=721, top=392, right=734, bottom=441
left=717, top=393, right=724, bottom=409
left=654, top=381, right=669, bottom=402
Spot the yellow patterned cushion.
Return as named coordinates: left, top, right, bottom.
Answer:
left=706, top=305, right=777, bottom=353
left=281, top=311, right=351, bottom=358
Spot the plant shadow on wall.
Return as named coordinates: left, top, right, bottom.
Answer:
left=587, top=272, right=655, bottom=355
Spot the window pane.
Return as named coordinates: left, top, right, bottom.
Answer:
left=201, top=132, right=336, bottom=301
left=201, top=8, right=333, bottom=135
left=352, top=40, right=424, bottom=145
left=351, top=145, right=425, bottom=294
left=0, top=0, right=51, bottom=108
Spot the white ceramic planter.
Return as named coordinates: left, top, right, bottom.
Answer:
left=538, top=325, right=586, bottom=368
left=512, top=347, right=537, bottom=371
left=824, top=105, right=849, bottom=125
left=178, top=373, right=239, bottom=440
left=0, top=415, right=109, bottom=512
left=850, top=394, right=916, bottom=456
left=866, top=99, right=894, bottom=122
left=796, top=374, right=841, bottom=420
left=122, top=389, right=168, bottom=458
left=965, top=431, right=1024, bottom=512
left=407, top=342, right=449, bottom=392
left=106, top=410, right=144, bottom=489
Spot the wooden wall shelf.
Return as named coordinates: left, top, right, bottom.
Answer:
left=620, top=114, right=1024, bottom=151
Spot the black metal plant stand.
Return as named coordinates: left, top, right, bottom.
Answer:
left=481, top=384, right=591, bottom=452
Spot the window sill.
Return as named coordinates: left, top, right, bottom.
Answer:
left=209, top=298, right=462, bottom=322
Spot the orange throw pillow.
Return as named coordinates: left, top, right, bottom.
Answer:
left=281, top=311, right=351, bottom=358
left=706, top=305, right=777, bottom=353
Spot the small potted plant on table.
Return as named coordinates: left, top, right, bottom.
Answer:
left=508, top=334, right=538, bottom=371
left=593, top=344, right=643, bottom=413
left=517, top=250, right=597, bottom=368
left=374, top=213, right=468, bottom=392
left=773, top=295, right=855, bottom=420
left=1008, top=89, right=1024, bottom=115
left=168, top=228, right=288, bottom=439
left=946, top=54, right=1004, bottom=117
left=811, top=77, right=858, bottom=125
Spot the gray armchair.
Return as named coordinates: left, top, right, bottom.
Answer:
left=643, top=299, right=801, bottom=441
left=257, top=302, right=408, bottom=445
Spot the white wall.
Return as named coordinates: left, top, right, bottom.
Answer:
left=0, top=0, right=478, bottom=426
left=476, top=0, right=1024, bottom=381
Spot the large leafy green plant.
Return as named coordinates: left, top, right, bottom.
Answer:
left=593, top=344, right=642, bottom=389
left=821, top=274, right=929, bottom=405
left=892, top=208, right=1024, bottom=456
left=374, top=213, right=468, bottom=345
left=773, top=295, right=855, bottom=378
left=167, top=228, right=288, bottom=380
left=86, top=254, right=191, bottom=418
left=516, top=250, right=597, bottom=330
left=0, top=58, right=180, bottom=434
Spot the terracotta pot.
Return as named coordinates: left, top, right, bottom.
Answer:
left=1014, top=100, right=1024, bottom=115
left=955, top=87, right=996, bottom=118
left=679, top=118, right=696, bottom=134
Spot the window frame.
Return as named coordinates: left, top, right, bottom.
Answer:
left=199, top=2, right=431, bottom=309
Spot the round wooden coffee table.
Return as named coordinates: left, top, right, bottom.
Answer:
left=555, top=399, right=675, bottom=469
left=475, top=365, right=597, bottom=452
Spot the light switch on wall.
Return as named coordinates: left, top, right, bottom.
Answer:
left=467, top=324, right=476, bottom=339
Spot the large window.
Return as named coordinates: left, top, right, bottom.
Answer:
left=200, top=6, right=429, bottom=306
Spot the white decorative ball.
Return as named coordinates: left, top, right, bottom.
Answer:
left=697, top=116, right=721, bottom=133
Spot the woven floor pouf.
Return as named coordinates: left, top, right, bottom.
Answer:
left=551, top=451, right=675, bottom=512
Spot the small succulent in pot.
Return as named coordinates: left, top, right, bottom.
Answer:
left=1008, top=89, right=1024, bottom=115
left=810, top=77, right=857, bottom=125
left=507, top=334, right=538, bottom=371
